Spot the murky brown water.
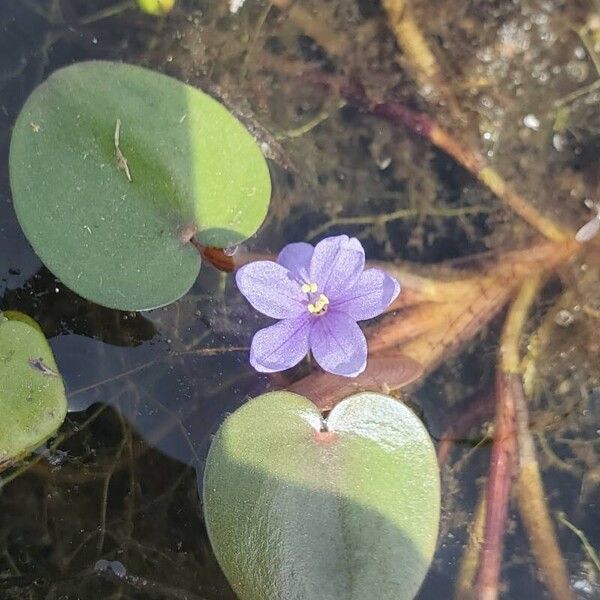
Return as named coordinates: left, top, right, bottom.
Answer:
left=1, top=1, right=599, bottom=598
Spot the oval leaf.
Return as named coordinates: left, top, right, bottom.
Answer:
left=0, top=313, right=67, bottom=471
left=10, top=61, right=271, bottom=310
left=203, top=391, right=440, bottom=600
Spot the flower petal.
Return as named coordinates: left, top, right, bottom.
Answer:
left=309, top=310, right=367, bottom=377
left=277, top=242, right=314, bottom=282
left=333, top=268, right=400, bottom=321
left=236, top=261, right=306, bottom=319
left=250, top=316, right=311, bottom=372
left=309, top=235, right=365, bottom=298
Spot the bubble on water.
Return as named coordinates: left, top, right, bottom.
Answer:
left=555, top=309, right=574, bottom=327
left=531, top=12, right=548, bottom=26
left=552, top=134, right=566, bottom=152
left=110, top=561, right=127, bottom=578
left=523, top=114, right=540, bottom=130
left=377, top=157, right=392, bottom=170
left=480, top=95, right=494, bottom=109
left=94, top=559, right=127, bottom=578
left=45, top=448, right=68, bottom=467
left=230, top=0, right=246, bottom=13
left=566, top=60, right=589, bottom=83
left=499, top=21, right=530, bottom=54
left=572, top=578, right=594, bottom=595
left=532, top=66, right=550, bottom=83
left=94, top=559, right=109, bottom=572
left=476, top=47, right=494, bottom=63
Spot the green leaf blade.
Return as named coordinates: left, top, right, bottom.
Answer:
left=10, top=61, right=271, bottom=310
left=0, top=316, right=67, bottom=470
left=203, top=391, right=440, bottom=600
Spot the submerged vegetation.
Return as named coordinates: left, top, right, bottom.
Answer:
left=0, top=0, right=599, bottom=598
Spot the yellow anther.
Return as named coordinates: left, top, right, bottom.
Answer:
left=307, top=294, right=329, bottom=315
left=301, top=282, right=318, bottom=294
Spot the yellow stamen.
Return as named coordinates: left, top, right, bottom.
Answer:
left=301, top=282, right=318, bottom=294
left=307, top=294, right=330, bottom=314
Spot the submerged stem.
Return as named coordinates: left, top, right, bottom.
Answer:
left=557, top=511, right=600, bottom=573
left=78, top=0, right=136, bottom=25
left=476, top=276, right=573, bottom=599
left=475, top=370, right=517, bottom=600
left=475, top=277, right=541, bottom=599
left=369, top=96, right=573, bottom=242
left=509, top=281, right=575, bottom=599
left=455, top=490, right=487, bottom=599
left=515, top=384, right=575, bottom=600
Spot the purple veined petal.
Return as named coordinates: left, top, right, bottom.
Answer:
left=250, top=315, right=312, bottom=373
left=277, top=242, right=314, bottom=282
left=333, top=268, right=400, bottom=321
left=309, top=235, right=365, bottom=299
left=309, top=310, right=367, bottom=377
left=236, top=261, right=306, bottom=319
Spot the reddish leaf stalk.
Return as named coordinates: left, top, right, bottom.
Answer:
left=297, top=74, right=573, bottom=243
left=513, top=380, right=575, bottom=600
left=476, top=276, right=542, bottom=599
left=475, top=371, right=518, bottom=600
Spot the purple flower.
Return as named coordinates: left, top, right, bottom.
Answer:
left=235, top=235, right=400, bottom=377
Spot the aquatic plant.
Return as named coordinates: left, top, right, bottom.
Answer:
left=5, top=57, right=437, bottom=600
left=2, top=1, right=599, bottom=598
left=236, top=235, right=399, bottom=376
left=204, top=391, right=440, bottom=600
left=9, top=61, right=271, bottom=311
left=0, top=311, right=66, bottom=471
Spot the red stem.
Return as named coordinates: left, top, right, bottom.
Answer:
left=475, top=371, right=518, bottom=600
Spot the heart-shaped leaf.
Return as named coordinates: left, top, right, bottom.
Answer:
left=0, top=312, right=67, bottom=471
left=203, top=391, right=440, bottom=600
left=9, top=61, right=271, bottom=310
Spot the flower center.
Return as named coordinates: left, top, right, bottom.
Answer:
left=301, top=282, right=318, bottom=294
left=301, top=282, right=329, bottom=315
left=308, top=294, right=329, bottom=315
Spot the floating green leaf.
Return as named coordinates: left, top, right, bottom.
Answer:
left=203, top=391, right=440, bottom=600
left=0, top=312, right=67, bottom=471
left=9, top=61, right=271, bottom=310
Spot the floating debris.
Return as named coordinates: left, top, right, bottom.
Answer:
left=114, top=119, right=132, bottom=182
left=523, top=113, right=541, bottom=130
left=576, top=199, right=600, bottom=242
left=28, top=357, right=59, bottom=377
left=229, top=0, right=246, bottom=13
